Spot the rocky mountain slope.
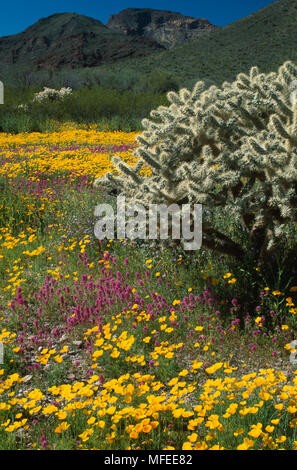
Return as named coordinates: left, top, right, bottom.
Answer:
left=106, top=8, right=219, bottom=48
left=0, top=12, right=164, bottom=69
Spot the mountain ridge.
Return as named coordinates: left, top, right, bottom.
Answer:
left=0, top=9, right=218, bottom=70
left=106, top=8, right=220, bottom=48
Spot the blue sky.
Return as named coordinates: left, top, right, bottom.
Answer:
left=0, top=0, right=275, bottom=36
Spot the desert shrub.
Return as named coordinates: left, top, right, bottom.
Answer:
left=0, top=112, right=39, bottom=133
left=141, top=68, right=180, bottom=94
left=95, top=60, right=297, bottom=268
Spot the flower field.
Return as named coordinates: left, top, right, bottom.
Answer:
left=1, top=125, right=297, bottom=450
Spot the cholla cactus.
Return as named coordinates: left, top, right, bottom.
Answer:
left=33, top=86, right=72, bottom=103
left=17, top=104, right=28, bottom=111
left=94, top=61, right=297, bottom=264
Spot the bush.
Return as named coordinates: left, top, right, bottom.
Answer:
left=142, top=68, right=180, bottom=94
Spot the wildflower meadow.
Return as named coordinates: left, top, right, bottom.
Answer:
left=1, top=116, right=297, bottom=452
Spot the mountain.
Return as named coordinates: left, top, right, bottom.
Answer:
left=106, top=8, right=220, bottom=48
left=0, top=12, right=164, bottom=69
left=96, top=0, right=297, bottom=90
left=1, top=0, right=295, bottom=93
